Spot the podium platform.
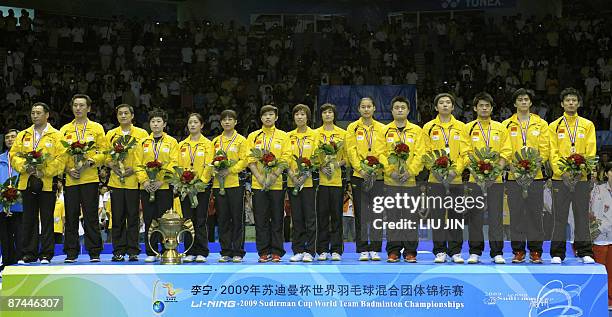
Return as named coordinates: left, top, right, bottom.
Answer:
left=0, top=242, right=608, bottom=317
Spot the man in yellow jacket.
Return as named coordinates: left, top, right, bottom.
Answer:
left=60, top=94, right=109, bottom=263
left=548, top=88, right=597, bottom=264
left=421, top=93, right=468, bottom=263
left=211, top=110, right=247, bottom=263
left=10, top=102, right=64, bottom=264
left=246, top=105, right=291, bottom=263
left=136, top=109, right=179, bottom=263
left=345, top=97, right=386, bottom=261
left=314, top=103, right=346, bottom=261
left=501, top=88, right=549, bottom=264
left=463, top=93, right=512, bottom=264
left=379, top=96, right=424, bottom=263
left=105, top=104, right=148, bottom=262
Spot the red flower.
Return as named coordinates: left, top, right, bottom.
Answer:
left=478, top=161, right=493, bottom=173
left=300, top=157, right=312, bottom=166
left=146, top=160, right=162, bottom=169
left=329, top=141, right=337, bottom=150
left=394, top=143, right=410, bottom=154
left=435, top=156, right=449, bottom=168
left=365, top=156, right=379, bottom=166
left=262, top=153, right=276, bottom=164
left=213, top=155, right=227, bottom=162
left=569, top=153, right=585, bottom=166
left=518, top=159, right=531, bottom=170
left=114, top=143, right=125, bottom=152
left=71, top=141, right=85, bottom=149
left=30, top=150, right=43, bottom=159
left=2, top=187, right=18, bottom=201
left=180, top=170, right=195, bottom=183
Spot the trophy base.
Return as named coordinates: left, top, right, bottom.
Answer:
left=159, top=250, right=183, bottom=265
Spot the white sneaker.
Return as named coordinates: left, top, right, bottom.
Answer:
left=302, top=253, right=313, bottom=262
left=40, top=258, right=50, bottom=265
left=467, top=254, right=480, bottom=264
left=183, top=255, right=195, bottom=263
left=290, top=253, right=304, bottom=262
left=145, top=256, right=158, bottom=263
left=369, top=251, right=381, bottom=261
left=195, top=255, right=207, bottom=263
left=493, top=255, right=506, bottom=264
left=580, top=256, right=595, bottom=264
left=434, top=253, right=448, bottom=263
left=359, top=251, right=370, bottom=261
left=550, top=257, right=562, bottom=264
left=452, top=254, right=465, bottom=263
left=17, top=260, right=26, bottom=265
left=331, top=252, right=342, bottom=261
left=231, top=256, right=243, bottom=263
left=318, top=252, right=329, bottom=261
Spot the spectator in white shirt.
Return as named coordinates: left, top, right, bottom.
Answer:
left=99, top=41, right=113, bottom=71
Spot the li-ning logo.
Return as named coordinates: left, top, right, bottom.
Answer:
left=441, top=0, right=460, bottom=8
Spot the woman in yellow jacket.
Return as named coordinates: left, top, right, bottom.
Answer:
left=286, top=104, right=318, bottom=263
left=176, top=113, right=213, bottom=263
left=136, top=108, right=179, bottom=263
left=211, top=110, right=247, bottom=263
left=314, top=103, right=346, bottom=261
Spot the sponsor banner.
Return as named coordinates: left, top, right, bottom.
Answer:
left=1, top=264, right=606, bottom=316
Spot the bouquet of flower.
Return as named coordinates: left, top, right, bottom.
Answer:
left=105, top=135, right=137, bottom=183
left=291, top=156, right=316, bottom=195
left=165, top=166, right=208, bottom=208
left=210, top=149, right=236, bottom=196
left=17, top=149, right=49, bottom=173
left=139, top=160, right=164, bottom=202
left=558, top=153, right=598, bottom=192
left=360, top=155, right=383, bottom=192
left=0, top=176, right=21, bottom=216
left=467, top=147, right=504, bottom=197
left=249, top=148, right=287, bottom=191
left=423, top=149, right=455, bottom=195
left=313, top=140, right=343, bottom=180
left=61, top=139, right=96, bottom=170
left=510, top=147, right=542, bottom=198
left=387, top=142, right=410, bottom=175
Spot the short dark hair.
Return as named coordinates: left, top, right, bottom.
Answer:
left=560, top=87, right=582, bottom=103
left=148, top=108, right=168, bottom=122
left=604, top=162, right=612, bottom=178
left=320, top=103, right=337, bottom=122
left=187, top=113, right=204, bottom=124
left=260, top=105, right=278, bottom=117
left=31, top=102, right=50, bottom=113
left=292, top=104, right=311, bottom=124
left=391, top=96, right=410, bottom=108
left=434, top=93, right=456, bottom=106
left=71, top=94, right=92, bottom=107
left=220, top=109, right=237, bottom=120
left=116, top=103, right=134, bottom=114
left=5, top=129, right=19, bottom=135
left=472, top=92, right=495, bottom=108
left=511, top=88, right=534, bottom=104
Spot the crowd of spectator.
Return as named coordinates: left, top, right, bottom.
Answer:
left=1, top=7, right=611, bottom=142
